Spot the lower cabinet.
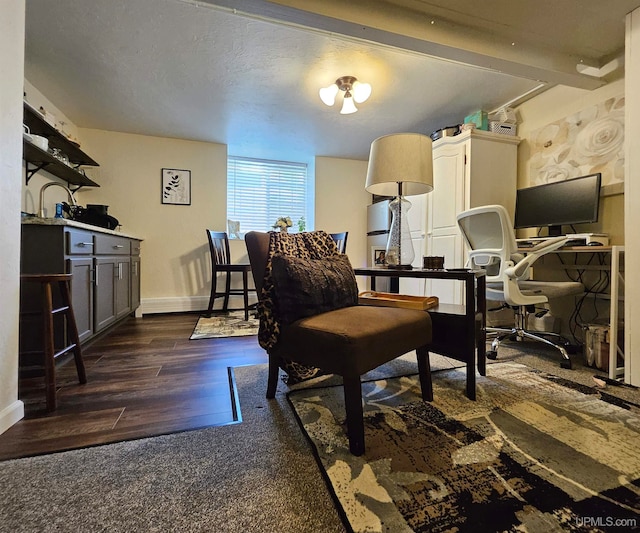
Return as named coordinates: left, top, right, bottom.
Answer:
left=115, top=256, right=132, bottom=320
left=20, top=222, right=142, bottom=345
left=131, top=254, right=141, bottom=311
left=67, top=257, right=94, bottom=343
left=94, top=256, right=117, bottom=332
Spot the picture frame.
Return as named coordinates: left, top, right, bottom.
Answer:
left=161, top=168, right=191, bottom=205
left=371, top=246, right=387, bottom=266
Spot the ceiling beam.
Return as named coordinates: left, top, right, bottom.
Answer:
left=197, top=0, right=606, bottom=90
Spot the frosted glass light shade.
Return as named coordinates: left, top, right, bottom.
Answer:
left=340, top=95, right=358, bottom=114
left=352, top=81, right=372, bottom=103
left=319, top=84, right=339, bottom=106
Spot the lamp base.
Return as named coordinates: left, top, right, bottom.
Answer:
left=386, top=264, right=413, bottom=270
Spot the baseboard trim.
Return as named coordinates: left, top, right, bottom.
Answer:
left=0, top=400, right=24, bottom=436
left=141, top=295, right=258, bottom=315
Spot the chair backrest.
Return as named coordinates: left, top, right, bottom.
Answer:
left=456, top=205, right=520, bottom=284
left=206, top=230, right=232, bottom=268
left=457, top=205, right=563, bottom=306
left=330, top=232, right=348, bottom=254
left=244, top=231, right=270, bottom=295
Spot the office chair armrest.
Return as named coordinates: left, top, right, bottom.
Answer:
left=505, top=236, right=568, bottom=279
left=528, top=236, right=567, bottom=253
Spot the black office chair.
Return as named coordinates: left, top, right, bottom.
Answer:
left=206, top=230, right=256, bottom=320
left=329, top=231, right=348, bottom=253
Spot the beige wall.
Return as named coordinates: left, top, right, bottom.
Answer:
left=516, top=78, right=625, bottom=244
left=76, top=129, right=228, bottom=313
left=315, top=156, right=369, bottom=290
left=23, top=118, right=372, bottom=313
left=0, top=0, right=25, bottom=434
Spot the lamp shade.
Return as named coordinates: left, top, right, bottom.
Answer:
left=365, top=133, right=434, bottom=196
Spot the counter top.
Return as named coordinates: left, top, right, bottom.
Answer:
left=21, top=216, right=143, bottom=241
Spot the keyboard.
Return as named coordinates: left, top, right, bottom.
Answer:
left=516, top=237, right=587, bottom=248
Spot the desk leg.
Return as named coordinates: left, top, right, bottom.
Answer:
left=477, top=275, right=487, bottom=378
left=464, top=277, right=477, bottom=401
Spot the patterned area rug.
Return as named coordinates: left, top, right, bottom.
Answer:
left=190, top=311, right=259, bottom=339
left=288, top=362, right=640, bottom=532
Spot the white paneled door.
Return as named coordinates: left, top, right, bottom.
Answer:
left=426, top=142, right=466, bottom=304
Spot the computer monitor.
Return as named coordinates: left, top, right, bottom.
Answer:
left=514, top=173, right=602, bottom=236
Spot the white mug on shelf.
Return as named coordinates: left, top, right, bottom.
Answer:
left=23, top=124, right=33, bottom=142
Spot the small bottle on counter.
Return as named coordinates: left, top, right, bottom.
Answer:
left=55, top=203, right=64, bottom=218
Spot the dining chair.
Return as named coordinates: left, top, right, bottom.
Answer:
left=206, top=230, right=256, bottom=320
left=329, top=231, right=348, bottom=253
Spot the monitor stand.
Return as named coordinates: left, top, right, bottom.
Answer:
left=548, top=225, right=563, bottom=237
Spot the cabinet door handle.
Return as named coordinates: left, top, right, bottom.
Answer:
left=78, top=242, right=94, bottom=247
left=95, top=266, right=99, bottom=286
left=90, top=268, right=96, bottom=284
left=113, top=245, right=124, bottom=249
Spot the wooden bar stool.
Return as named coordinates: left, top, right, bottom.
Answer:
left=20, top=274, right=87, bottom=411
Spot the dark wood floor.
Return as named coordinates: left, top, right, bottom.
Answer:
left=0, top=313, right=267, bottom=461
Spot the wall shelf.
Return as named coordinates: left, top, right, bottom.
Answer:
left=23, top=102, right=100, bottom=188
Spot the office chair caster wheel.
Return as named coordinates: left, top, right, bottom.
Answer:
left=487, top=350, right=498, bottom=360
left=560, top=359, right=572, bottom=369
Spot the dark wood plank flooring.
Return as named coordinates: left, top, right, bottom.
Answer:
left=0, top=313, right=266, bottom=461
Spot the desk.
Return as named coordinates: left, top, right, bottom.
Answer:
left=354, top=267, right=486, bottom=400
left=517, top=245, right=625, bottom=380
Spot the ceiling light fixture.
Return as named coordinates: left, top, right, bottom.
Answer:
left=319, top=76, right=371, bottom=114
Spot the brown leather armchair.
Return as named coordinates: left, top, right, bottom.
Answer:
left=245, top=230, right=433, bottom=455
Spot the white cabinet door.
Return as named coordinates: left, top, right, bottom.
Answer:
left=426, top=142, right=466, bottom=304
left=424, top=130, right=520, bottom=304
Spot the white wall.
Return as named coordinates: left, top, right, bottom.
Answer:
left=625, top=9, right=640, bottom=386
left=0, top=0, right=25, bottom=435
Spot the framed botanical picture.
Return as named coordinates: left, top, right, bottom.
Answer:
left=161, top=168, right=191, bottom=205
left=371, top=246, right=387, bottom=266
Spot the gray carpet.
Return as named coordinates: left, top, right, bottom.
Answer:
left=1, top=345, right=636, bottom=533
left=0, top=361, right=343, bottom=533
left=0, top=353, right=459, bottom=533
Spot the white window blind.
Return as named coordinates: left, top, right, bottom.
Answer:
left=227, top=156, right=308, bottom=233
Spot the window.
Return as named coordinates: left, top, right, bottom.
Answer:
left=227, top=156, right=311, bottom=234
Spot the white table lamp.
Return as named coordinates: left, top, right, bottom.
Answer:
left=365, top=133, right=434, bottom=268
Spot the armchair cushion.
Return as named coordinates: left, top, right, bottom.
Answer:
left=271, top=253, right=358, bottom=325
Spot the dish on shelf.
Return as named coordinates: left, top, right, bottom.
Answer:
left=31, top=135, right=49, bottom=151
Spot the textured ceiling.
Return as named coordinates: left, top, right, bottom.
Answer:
left=23, top=0, right=636, bottom=161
